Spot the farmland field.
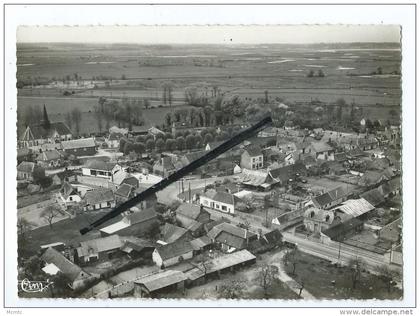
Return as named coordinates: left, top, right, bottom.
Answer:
left=17, top=42, right=401, bottom=137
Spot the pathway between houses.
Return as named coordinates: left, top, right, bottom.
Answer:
left=268, top=250, right=316, bottom=300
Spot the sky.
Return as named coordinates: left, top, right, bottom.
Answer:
left=17, top=25, right=401, bottom=44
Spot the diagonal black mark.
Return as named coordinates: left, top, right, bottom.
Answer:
left=80, top=116, right=272, bottom=235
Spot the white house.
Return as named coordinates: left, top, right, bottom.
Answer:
left=152, top=241, right=194, bottom=269
left=82, top=160, right=122, bottom=180
left=199, top=190, right=238, bottom=214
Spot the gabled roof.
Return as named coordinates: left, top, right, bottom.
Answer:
left=36, top=149, right=62, bottom=161
left=269, top=162, right=307, bottom=183
left=155, top=240, right=194, bottom=261
left=182, top=150, right=208, bottom=165
left=41, top=247, right=85, bottom=282
left=207, top=222, right=256, bottom=240
left=190, top=236, right=212, bottom=251
left=60, top=182, right=77, bottom=199
left=244, top=145, right=262, bottom=157
left=25, top=122, right=72, bottom=140
left=360, top=188, right=385, bottom=206
left=134, top=269, right=186, bottom=292
left=162, top=223, right=189, bottom=243
left=108, top=132, right=124, bottom=141
left=124, top=207, right=157, bottom=225
left=84, top=160, right=117, bottom=171
left=176, top=203, right=203, bottom=220
left=332, top=198, right=375, bottom=217
left=17, top=161, right=35, bottom=173
left=212, top=191, right=238, bottom=206
left=312, top=186, right=347, bottom=208
left=309, top=141, right=333, bottom=153
left=62, top=137, right=96, bottom=150
left=322, top=217, right=364, bottom=241
left=115, top=183, right=134, bottom=198
left=121, top=176, right=139, bottom=188
left=78, top=235, right=122, bottom=256
left=84, top=188, right=115, bottom=205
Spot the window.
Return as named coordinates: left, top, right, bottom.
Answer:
left=221, top=205, right=227, bottom=211
left=325, top=215, right=330, bottom=222
left=69, top=197, right=73, bottom=201
left=310, top=211, right=315, bottom=218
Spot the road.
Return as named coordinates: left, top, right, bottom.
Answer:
left=282, top=232, right=402, bottom=273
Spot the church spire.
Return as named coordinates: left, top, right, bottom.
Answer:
left=42, top=104, right=50, bottom=129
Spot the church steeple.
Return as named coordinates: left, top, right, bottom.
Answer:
left=42, top=104, right=50, bottom=129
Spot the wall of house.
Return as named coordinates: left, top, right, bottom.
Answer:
left=199, top=196, right=234, bottom=214
left=17, top=171, right=32, bottom=181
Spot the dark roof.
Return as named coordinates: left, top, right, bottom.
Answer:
left=108, top=132, right=124, bottom=141
left=322, top=217, right=364, bottom=241
left=215, top=232, right=247, bottom=249
left=36, top=150, right=62, bottom=162
left=208, top=222, right=256, bottom=240
left=78, top=235, right=123, bottom=256
left=190, top=236, right=212, bottom=251
left=26, top=122, right=72, bottom=140
left=155, top=240, right=194, bottom=261
left=176, top=203, right=203, bottom=220
left=41, top=247, right=84, bottom=281
left=121, top=176, right=139, bottom=188
left=84, top=160, right=117, bottom=171
left=212, top=191, right=237, bottom=205
left=360, top=188, right=385, bottom=207
left=269, top=162, right=307, bottom=183
left=125, top=208, right=157, bottom=224
left=379, top=177, right=401, bottom=196
left=60, top=182, right=77, bottom=199
left=115, top=183, right=134, bottom=198
left=312, top=186, right=347, bottom=208
left=248, top=229, right=282, bottom=252
left=84, top=188, right=115, bottom=205
left=62, top=138, right=96, bottom=150
left=162, top=223, right=189, bottom=243
left=244, top=145, right=262, bottom=157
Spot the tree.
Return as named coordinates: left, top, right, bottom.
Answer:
left=133, top=142, right=145, bottom=154
left=194, top=134, right=203, bottom=148
left=257, top=265, right=278, bottom=297
left=123, top=142, right=134, bottom=155
left=176, top=136, right=185, bottom=151
left=165, top=138, right=176, bottom=151
left=32, top=166, right=46, bottom=184
left=23, top=255, right=43, bottom=279
left=376, top=265, right=398, bottom=293
left=143, top=98, right=150, bottom=109
left=264, top=90, right=269, bottom=104
left=119, top=138, right=127, bottom=152
left=284, top=249, right=298, bottom=275
left=95, top=111, right=103, bottom=133
left=146, top=139, right=155, bottom=151
left=50, top=273, right=72, bottom=298
left=71, top=108, right=82, bottom=136
left=318, top=69, right=325, bottom=77
left=185, top=134, right=196, bottom=150
left=348, top=257, right=366, bottom=290
left=203, top=133, right=214, bottom=145
left=155, top=138, right=165, bottom=152
left=218, top=279, right=246, bottom=299
left=41, top=205, right=62, bottom=229
left=64, top=112, right=72, bottom=130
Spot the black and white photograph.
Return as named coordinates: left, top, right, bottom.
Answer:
left=2, top=2, right=417, bottom=313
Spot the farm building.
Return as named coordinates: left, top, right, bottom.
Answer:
left=311, top=186, right=348, bottom=210
left=62, top=138, right=96, bottom=156
left=240, top=145, right=263, bottom=170
left=82, top=188, right=115, bottom=211
left=199, top=190, right=240, bottom=214
left=17, top=161, right=37, bottom=181
left=76, top=235, right=123, bottom=264
left=134, top=270, right=187, bottom=298
left=152, top=240, right=194, bottom=269
left=207, top=222, right=257, bottom=253
left=41, top=247, right=94, bottom=290
left=82, top=160, right=122, bottom=180
left=99, top=207, right=158, bottom=237
left=59, top=182, right=82, bottom=206
left=175, top=203, right=211, bottom=236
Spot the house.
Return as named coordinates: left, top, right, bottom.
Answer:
left=82, top=160, right=122, bottom=180
left=269, top=162, right=307, bottom=187
left=239, top=168, right=278, bottom=191
left=35, top=149, right=64, bottom=169
left=76, top=235, right=123, bottom=264
left=358, top=169, right=395, bottom=187
left=311, top=186, right=348, bottom=210
left=240, top=145, right=263, bottom=170
left=19, top=115, right=72, bottom=149
left=378, top=177, right=401, bottom=198
left=207, top=222, right=257, bottom=253
left=160, top=223, right=192, bottom=244
left=62, top=138, right=97, bottom=156
left=303, top=207, right=336, bottom=234
left=153, top=156, right=176, bottom=177
left=17, top=161, right=36, bottom=181
left=247, top=229, right=283, bottom=254
left=59, top=182, right=82, bottom=206
left=17, top=148, right=33, bottom=163
left=272, top=209, right=304, bottom=231
left=199, top=190, right=240, bottom=214
left=360, top=188, right=385, bottom=207
left=331, top=198, right=375, bottom=218
left=190, top=236, right=213, bottom=254
left=121, top=176, right=139, bottom=189
left=321, top=217, right=364, bottom=243
left=54, top=169, right=78, bottom=184
left=119, top=236, right=156, bottom=259
left=41, top=247, right=94, bottom=290
left=276, top=139, right=298, bottom=154
left=100, top=207, right=158, bottom=237
left=304, top=142, right=334, bottom=160
left=83, top=188, right=115, bottom=211
left=134, top=269, right=187, bottom=298
left=152, top=240, right=194, bottom=268
left=106, top=132, right=124, bottom=149
left=175, top=203, right=211, bottom=236
left=114, top=183, right=135, bottom=204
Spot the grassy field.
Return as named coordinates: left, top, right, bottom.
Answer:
left=284, top=250, right=402, bottom=300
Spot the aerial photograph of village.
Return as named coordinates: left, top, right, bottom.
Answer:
left=16, top=25, right=402, bottom=300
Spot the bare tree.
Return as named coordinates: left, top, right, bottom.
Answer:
left=257, top=264, right=278, bottom=297
left=41, top=205, right=62, bottom=229
left=348, top=257, right=366, bottom=290
left=284, top=249, right=298, bottom=275
left=218, top=279, right=246, bottom=299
